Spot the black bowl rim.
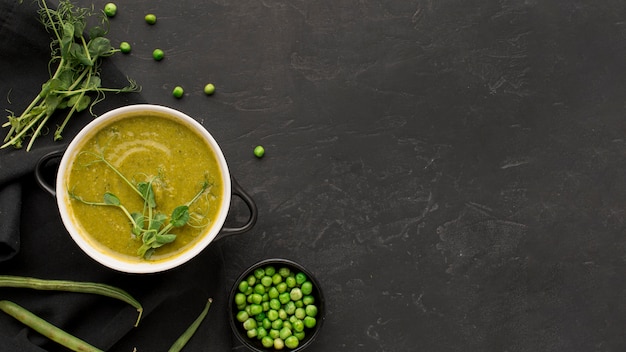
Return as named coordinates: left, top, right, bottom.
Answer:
left=228, top=258, right=325, bottom=352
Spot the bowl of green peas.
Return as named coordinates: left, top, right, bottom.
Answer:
left=229, top=259, right=324, bottom=351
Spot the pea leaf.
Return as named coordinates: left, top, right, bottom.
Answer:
left=170, top=206, right=190, bottom=227
left=69, top=42, right=92, bottom=66
left=88, top=26, right=106, bottom=40
left=74, top=95, right=91, bottom=112
left=60, top=22, right=74, bottom=52
left=73, top=20, right=85, bottom=39
left=88, top=37, right=114, bottom=58
left=150, top=213, right=168, bottom=231
left=156, top=233, right=176, bottom=244
left=44, top=95, right=62, bottom=115
left=103, top=192, right=120, bottom=206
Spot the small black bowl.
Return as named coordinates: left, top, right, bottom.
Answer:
left=228, top=258, right=325, bottom=351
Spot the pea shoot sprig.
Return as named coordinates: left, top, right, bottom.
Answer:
left=69, top=151, right=210, bottom=259
left=2, top=0, right=140, bottom=151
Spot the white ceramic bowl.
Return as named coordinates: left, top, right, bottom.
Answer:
left=36, top=104, right=257, bottom=273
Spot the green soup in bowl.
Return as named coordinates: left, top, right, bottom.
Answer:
left=36, top=104, right=257, bottom=273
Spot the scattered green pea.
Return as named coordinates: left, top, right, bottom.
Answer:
left=152, top=48, right=164, bottom=61
left=253, top=145, right=265, bottom=158
left=145, top=13, right=157, bottom=25
left=172, top=86, right=184, bottom=98
left=119, top=41, right=131, bottom=53
left=104, top=3, right=117, bottom=17
left=204, top=83, right=216, bottom=95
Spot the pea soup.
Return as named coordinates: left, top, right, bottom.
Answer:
left=65, top=111, right=224, bottom=263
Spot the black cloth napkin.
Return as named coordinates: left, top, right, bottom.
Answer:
left=0, top=1, right=233, bottom=351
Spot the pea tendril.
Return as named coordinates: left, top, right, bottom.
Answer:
left=2, top=0, right=140, bottom=151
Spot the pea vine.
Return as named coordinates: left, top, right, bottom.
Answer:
left=69, top=151, right=210, bottom=259
left=3, top=0, right=140, bottom=151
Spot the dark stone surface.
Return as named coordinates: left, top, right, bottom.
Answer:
left=1, top=0, right=625, bottom=351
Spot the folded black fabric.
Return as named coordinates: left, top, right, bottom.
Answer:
left=0, top=1, right=232, bottom=351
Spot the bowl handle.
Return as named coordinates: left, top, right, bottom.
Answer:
left=35, top=150, right=65, bottom=197
left=216, top=177, right=258, bottom=240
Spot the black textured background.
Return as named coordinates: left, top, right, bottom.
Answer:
left=1, top=0, right=625, bottom=351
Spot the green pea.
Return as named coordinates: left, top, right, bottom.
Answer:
left=268, top=287, right=279, bottom=299
left=294, top=307, right=306, bottom=320
left=294, top=300, right=303, bottom=308
left=278, top=292, right=291, bottom=305
left=238, top=281, right=248, bottom=293
left=289, top=287, right=303, bottom=301
left=269, top=329, right=280, bottom=339
left=254, top=145, right=265, bottom=158
left=271, top=318, right=283, bottom=330
left=303, top=295, right=315, bottom=305
left=278, top=308, right=287, bottom=320
left=234, top=293, right=246, bottom=306
left=251, top=293, right=263, bottom=305
left=261, top=276, right=273, bottom=287
left=301, top=281, right=313, bottom=295
left=262, top=293, right=269, bottom=302
left=172, top=86, right=184, bottom=98
left=285, top=335, right=299, bottom=349
left=119, top=41, right=131, bottom=54
left=247, top=275, right=256, bottom=286
left=285, top=276, right=296, bottom=288
left=267, top=309, right=278, bottom=321
left=152, top=48, right=164, bottom=61
left=204, top=83, right=216, bottom=95
left=256, top=327, right=267, bottom=339
left=247, top=329, right=257, bottom=339
left=145, top=13, right=157, bottom=25
left=243, top=318, right=257, bottom=331
left=261, top=336, right=274, bottom=348
left=262, top=318, right=271, bottom=330
left=249, top=304, right=263, bottom=316
left=262, top=301, right=270, bottom=312
left=305, top=304, right=318, bottom=317
left=254, top=268, right=265, bottom=279
left=104, top=3, right=117, bottom=17
left=265, top=266, right=276, bottom=276
left=284, top=301, right=296, bottom=315
left=282, top=320, right=292, bottom=330
left=279, top=326, right=292, bottom=340
left=292, top=319, right=304, bottom=332
left=272, top=273, right=283, bottom=285
left=278, top=267, right=291, bottom=278
left=254, top=284, right=265, bottom=295
left=236, top=311, right=249, bottom=323
left=269, top=298, right=281, bottom=311
left=294, top=330, right=305, bottom=341
left=273, top=337, right=285, bottom=350
left=254, top=311, right=266, bottom=322
left=295, top=272, right=307, bottom=285
left=303, top=316, right=316, bottom=329
left=276, top=282, right=287, bottom=293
